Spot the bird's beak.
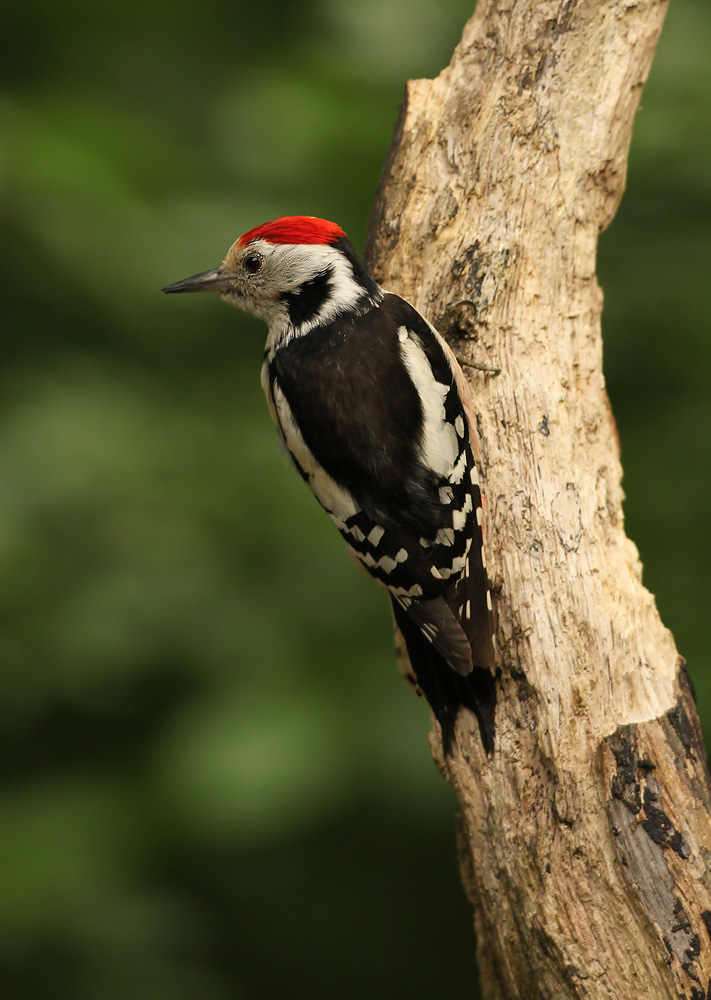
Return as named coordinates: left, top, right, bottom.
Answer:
left=162, top=267, right=235, bottom=294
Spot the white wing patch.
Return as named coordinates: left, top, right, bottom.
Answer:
left=452, top=508, right=467, bottom=530
left=449, top=450, right=467, bottom=485
left=357, top=548, right=408, bottom=573
left=397, top=327, right=459, bottom=478
left=368, top=525, right=385, bottom=546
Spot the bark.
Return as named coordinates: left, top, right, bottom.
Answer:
left=364, top=3, right=711, bottom=998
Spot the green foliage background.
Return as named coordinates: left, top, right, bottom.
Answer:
left=1, top=2, right=709, bottom=997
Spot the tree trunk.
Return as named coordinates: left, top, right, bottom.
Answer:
left=364, top=2, right=711, bottom=998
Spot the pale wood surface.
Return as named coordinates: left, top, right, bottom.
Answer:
left=365, top=2, right=711, bottom=997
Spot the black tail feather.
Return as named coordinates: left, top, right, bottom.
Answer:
left=401, top=596, right=473, bottom=675
left=391, top=599, right=497, bottom=756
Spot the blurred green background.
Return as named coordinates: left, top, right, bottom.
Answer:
left=1, top=1, right=709, bottom=997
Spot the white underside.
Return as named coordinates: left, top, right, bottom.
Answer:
left=268, top=375, right=359, bottom=526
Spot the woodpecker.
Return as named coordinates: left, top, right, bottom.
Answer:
left=163, top=217, right=495, bottom=739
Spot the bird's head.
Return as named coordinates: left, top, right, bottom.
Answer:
left=162, top=216, right=380, bottom=335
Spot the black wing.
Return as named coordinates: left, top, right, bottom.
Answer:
left=270, top=293, right=493, bottom=674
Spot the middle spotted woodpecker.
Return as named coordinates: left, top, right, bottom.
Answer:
left=163, top=216, right=495, bottom=736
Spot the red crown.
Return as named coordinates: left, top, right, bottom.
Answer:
left=238, top=216, right=346, bottom=248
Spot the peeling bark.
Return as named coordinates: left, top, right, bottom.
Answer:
left=365, top=2, right=711, bottom=997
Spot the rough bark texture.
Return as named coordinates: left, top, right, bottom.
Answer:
left=364, top=2, right=711, bottom=998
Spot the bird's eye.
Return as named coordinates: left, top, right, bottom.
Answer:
left=243, top=253, right=263, bottom=274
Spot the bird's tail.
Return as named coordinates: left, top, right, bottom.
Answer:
left=391, top=598, right=497, bottom=756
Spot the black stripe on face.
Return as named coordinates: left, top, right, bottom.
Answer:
left=282, top=268, right=334, bottom=327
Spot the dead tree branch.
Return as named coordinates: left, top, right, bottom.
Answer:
left=365, top=2, right=711, bottom=997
